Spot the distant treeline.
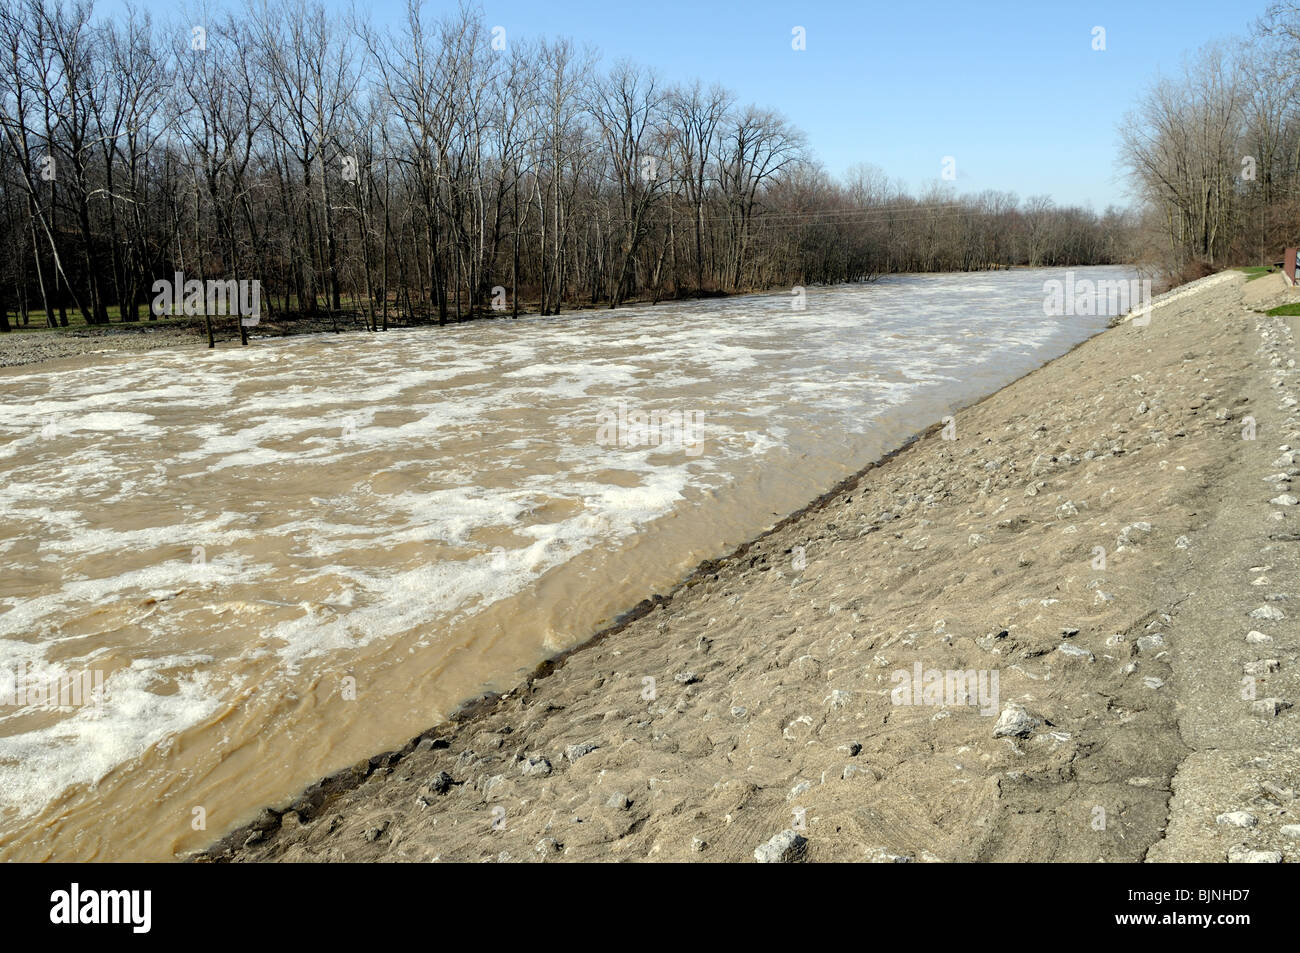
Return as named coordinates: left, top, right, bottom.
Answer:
left=1120, top=1, right=1300, bottom=275
left=0, top=0, right=1135, bottom=338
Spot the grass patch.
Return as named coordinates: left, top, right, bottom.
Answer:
left=1265, top=302, right=1300, bottom=316
left=3, top=294, right=382, bottom=333
left=3, top=314, right=197, bottom=334
left=1236, top=265, right=1276, bottom=282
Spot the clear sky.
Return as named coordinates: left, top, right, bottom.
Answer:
left=103, top=0, right=1274, bottom=209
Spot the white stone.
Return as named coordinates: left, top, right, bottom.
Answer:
left=754, top=829, right=807, bottom=863
left=1057, top=643, right=1095, bottom=661
left=1250, top=606, right=1285, bottom=621
left=993, top=703, right=1039, bottom=738
left=1228, top=845, right=1283, bottom=863
left=1216, top=811, right=1257, bottom=828
left=520, top=755, right=552, bottom=776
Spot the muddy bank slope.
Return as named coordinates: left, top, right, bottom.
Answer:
left=205, top=271, right=1299, bottom=862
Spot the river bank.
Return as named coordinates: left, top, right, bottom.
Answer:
left=199, top=269, right=1300, bottom=863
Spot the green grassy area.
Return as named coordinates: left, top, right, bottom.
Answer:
left=2, top=294, right=381, bottom=333
left=1236, top=265, right=1277, bottom=282
left=2, top=312, right=198, bottom=333
left=1265, top=302, right=1300, bottom=316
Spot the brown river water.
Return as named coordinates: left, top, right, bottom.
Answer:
left=0, top=267, right=1132, bottom=860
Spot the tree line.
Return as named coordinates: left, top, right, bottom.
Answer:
left=0, top=0, right=1133, bottom=340
left=1120, top=1, right=1300, bottom=275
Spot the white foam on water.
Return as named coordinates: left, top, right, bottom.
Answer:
left=0, top=658, right=222, bottom=819
left=0, top=559, right=267, bottom=640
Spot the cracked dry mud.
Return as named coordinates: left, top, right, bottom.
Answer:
left=204, top=271, right=1300, bottom=863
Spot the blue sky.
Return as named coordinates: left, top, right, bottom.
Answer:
left=105, top=0, right=1272, bottom=208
